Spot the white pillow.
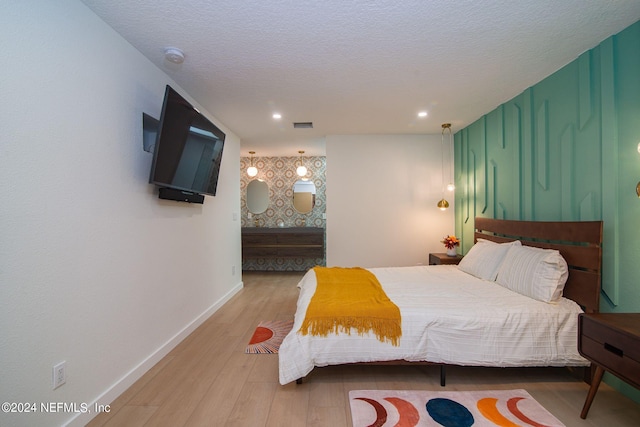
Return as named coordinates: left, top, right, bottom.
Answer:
left=495, top=245, right=568, bottom=303
left=457, top=239, right=521, bottom=281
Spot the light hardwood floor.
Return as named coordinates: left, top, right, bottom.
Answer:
left=88, top=271, right=640, bottom=427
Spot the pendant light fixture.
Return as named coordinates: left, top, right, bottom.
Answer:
left=437, top=123, right=453, bottom=210
left=296, top=150, right=308, bottom=177
left=437, top=198, right=450, bottom=210
left=443, top=123, right=455, bottom=192
left=247, top=151, right=258, bottom=177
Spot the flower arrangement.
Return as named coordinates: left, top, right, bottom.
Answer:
left=441, top=235, right=460, bottom=250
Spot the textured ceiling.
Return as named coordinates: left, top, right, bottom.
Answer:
left=81, top=0, right=640, bottom=156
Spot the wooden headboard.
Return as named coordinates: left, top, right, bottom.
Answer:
left=474, top=217, right=603, bottom=314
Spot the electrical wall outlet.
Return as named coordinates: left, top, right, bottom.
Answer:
left=52, top=361, right=66, bottom=389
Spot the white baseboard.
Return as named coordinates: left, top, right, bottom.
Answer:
left=65, top=280, right=244, bottom=427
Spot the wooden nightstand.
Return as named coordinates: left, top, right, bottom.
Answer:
left=429, top=252, right=463, bottom=265
left=578, top=313, right=640, bottom=419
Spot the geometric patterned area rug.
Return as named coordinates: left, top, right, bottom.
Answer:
left=245, top=320, right=294, bottom=354
left=349, top=389, right=565, bottom=427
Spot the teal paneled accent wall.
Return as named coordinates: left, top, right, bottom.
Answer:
left=455, top=20, right=640, bottom=401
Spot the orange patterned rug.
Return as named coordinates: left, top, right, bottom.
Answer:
left=245, top=320, right=294, bottom=354
left=349, top=389, right=565, bottom=427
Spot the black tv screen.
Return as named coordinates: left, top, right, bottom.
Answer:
left=149, top=85, right=225, bottom=197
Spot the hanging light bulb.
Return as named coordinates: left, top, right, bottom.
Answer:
left=437, top=199, right=450, bottom=210
left=247, top=151, right=258, bottom=177
left=296, top=150, right=308, bottom=177
left=444, top=123, right=455, bottom=191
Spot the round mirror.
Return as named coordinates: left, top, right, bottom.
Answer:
left=246, top=179, right=269, bottom=214
left=292, top=179, right=316, bottom=214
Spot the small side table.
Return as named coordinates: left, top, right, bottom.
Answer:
left=429, top=252, right=463, bottom=265
left=578, top=313, right=640, bottom=419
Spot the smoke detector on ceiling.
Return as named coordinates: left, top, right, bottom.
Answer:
left=164, top=47, right=185, bottom=64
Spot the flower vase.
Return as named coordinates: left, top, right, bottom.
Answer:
left=446, top=247, right=457, bottom=257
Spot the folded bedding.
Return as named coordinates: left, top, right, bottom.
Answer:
left=299, top=266, right=401, bottom=346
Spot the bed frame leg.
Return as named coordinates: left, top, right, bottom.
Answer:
left=440, top=365, right=446, bottom=386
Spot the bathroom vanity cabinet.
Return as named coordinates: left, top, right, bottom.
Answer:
left=241, top=227, right=325, bottom=259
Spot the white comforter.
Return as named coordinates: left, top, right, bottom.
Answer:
left=278, top=265, right=587, bottom=385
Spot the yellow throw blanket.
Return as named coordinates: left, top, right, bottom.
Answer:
left=299, top=267, right=401, bottom=346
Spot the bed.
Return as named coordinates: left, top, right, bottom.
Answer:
left=278, top=218, right=603, bottom=385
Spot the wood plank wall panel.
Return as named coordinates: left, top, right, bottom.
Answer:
left=521, top=90, right=534, bottom=220
left=578, top=51, right=593, bottom=130
left=599, top=37, right=620, bottom=304
left=454, top=22, right=640, bottom=308
left=560, top=124, right=575, bottom=220
left=536, top=100, right=549, bottom=192
left=456, top=127, right=474, bottom=254
left=477, top=119, right=487, bottom=216
left=508, top=102, right=522, bottom=220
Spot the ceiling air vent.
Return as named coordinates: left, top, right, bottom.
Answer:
left=293, top=122, right=313, bottom=129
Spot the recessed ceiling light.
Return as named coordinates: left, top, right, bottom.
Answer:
left=273, top=113, right=282, bottom=119
left=418, top=111, right=428, bottom=118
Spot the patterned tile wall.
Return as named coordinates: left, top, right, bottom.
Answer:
left=240, top=155, right=326, bottom=271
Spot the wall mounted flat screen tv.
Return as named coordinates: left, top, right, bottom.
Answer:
left=149, top=85, right=225, bottom=198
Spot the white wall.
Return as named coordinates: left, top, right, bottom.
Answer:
left=326, top=135, right=455, bottom=268
left=0, top=2, right=242, bottom=426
